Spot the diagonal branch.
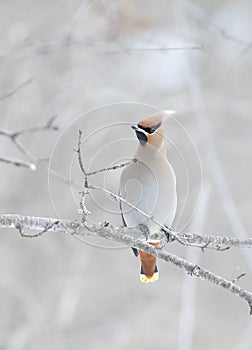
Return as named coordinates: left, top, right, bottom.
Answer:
left=0, top=157, right=37, bottom=171
left=0, top=116, right=59, bottom=169
left=0, top=119, right=82, bottom=193
left=0, top=213, right=252, bottom=314
left=0, top=78, right=34, bottom=102
left=0, top=115, right=58, bottom=140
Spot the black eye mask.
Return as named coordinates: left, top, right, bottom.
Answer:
left=137, top=122, right=161, bottom=134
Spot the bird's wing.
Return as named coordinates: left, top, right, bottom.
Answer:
left=119, top=190, right=139, bottom=257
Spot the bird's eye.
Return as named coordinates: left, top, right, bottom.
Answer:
left=137, top=122, right=161, bottom=134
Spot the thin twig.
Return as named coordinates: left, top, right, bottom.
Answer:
left=16, top=220, right=60, bottom=238
left=125, top=45, right=204, bottom=52
left=0, top=78, right=34, bottom=102
left=79, top=190, right=91, bottom=223
left=13, top=115, right=59, bottom=137
left=0, top=115, right=58, bottom=140
left=0, top=118, right=83, bottom=193
left=0, top=116, right=59, bottom=169
left=11, top=137, right=35, bottom=160
left=0, top=157, right=37, bottom=171
left=232, top=273, right=246, bottom=284
left=76, top=130, right=88, bottom=188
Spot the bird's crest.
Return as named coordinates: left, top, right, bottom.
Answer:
left=138, top=110, right=175, bottom=129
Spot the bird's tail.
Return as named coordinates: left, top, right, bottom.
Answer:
left=139, top=240, right=160, bottom=283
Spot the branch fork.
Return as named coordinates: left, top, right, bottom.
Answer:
left=1, top=130, right=252, bottom=314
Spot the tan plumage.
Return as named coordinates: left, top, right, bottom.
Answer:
left=119, top=110, right=177, bottom=283
left=139, top=241, right=160, bottom=283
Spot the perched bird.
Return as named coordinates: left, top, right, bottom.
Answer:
left=119, top=110, right=177, bottom=283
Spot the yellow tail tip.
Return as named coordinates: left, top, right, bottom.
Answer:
left=140, top=272, right=159, bottom=283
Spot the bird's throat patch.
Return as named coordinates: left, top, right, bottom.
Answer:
left=135, top=130, right=147, bottom=145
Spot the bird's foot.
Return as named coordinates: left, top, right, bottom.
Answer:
left=161, top=226, right=174, bottom=243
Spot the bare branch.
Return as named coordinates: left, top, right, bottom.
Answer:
left=124, top=45, right=204, bottom=53
left=0, top=157, right=37, bottom=171
left=76, top=130, right=87, bottom=178
left=16, top=220, right=60, bottom=238
left=0, top=78, right=34, bottom=102
left=11, top=137, right=34, bottom=160
left=13, top=115, right=59, bottom=137
left=78, top=190, right=91, bottom=223
left=0, top=213, right=252, bottom=314
left=0, top=116, right=59, bottom=169
left=0, top=117, right=80, bottom=204
left=0, top=118, right=83, bottom=196
left=0, top=115, right=58, bottom=140
left=0, top=34, right=204, bottom=63
left=232, top=273, right=246, bottom=284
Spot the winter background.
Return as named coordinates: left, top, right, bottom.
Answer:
left=0, top=0, right=252, bottom=349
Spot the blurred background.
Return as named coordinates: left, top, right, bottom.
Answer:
left=0, top=0, right=252, bottom=349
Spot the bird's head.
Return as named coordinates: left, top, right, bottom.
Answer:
left=131, top=110, right=175, bottom=151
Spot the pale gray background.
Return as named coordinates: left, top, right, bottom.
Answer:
left=0, top=0, right=252, bottom=349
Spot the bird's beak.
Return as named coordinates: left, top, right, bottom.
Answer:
left=131, top=125, right=139, bottom=131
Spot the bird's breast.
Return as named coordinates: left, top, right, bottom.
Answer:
left=119, top=156, right=177, bottom=233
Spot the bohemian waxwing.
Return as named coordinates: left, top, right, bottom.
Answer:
left=119, top=110, right=177, bottom=283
